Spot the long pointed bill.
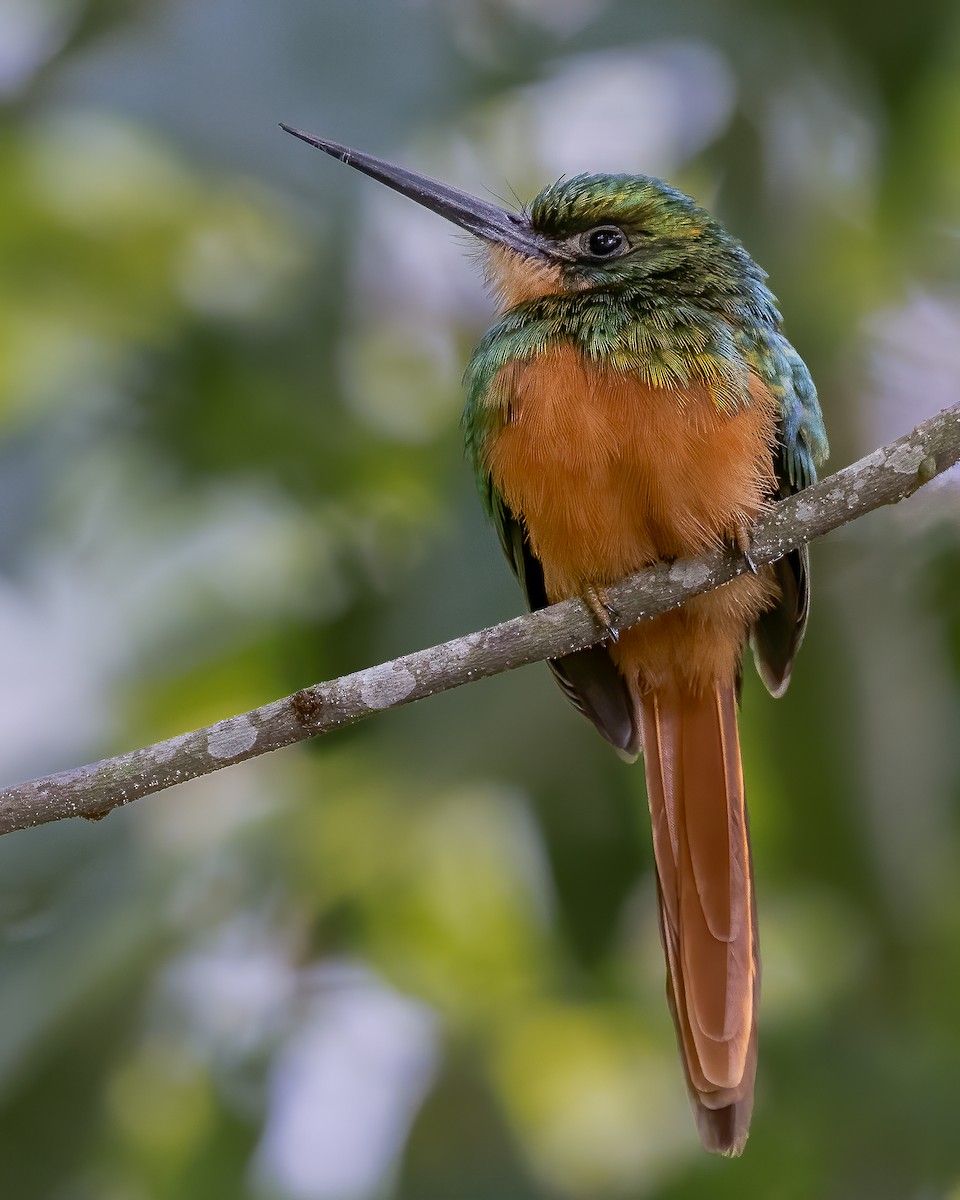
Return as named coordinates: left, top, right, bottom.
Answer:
left=280, top=124, right=554, bottom=260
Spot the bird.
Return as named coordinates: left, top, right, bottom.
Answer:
left=281, top=123, right=829, bottom=1156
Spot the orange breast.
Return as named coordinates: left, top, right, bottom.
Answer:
left=485, top=344, right=780, bottom=691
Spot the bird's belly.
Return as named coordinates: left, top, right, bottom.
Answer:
left=487, top=345, right=777, bottom=599
left=486, top=346, right=779, bottom=691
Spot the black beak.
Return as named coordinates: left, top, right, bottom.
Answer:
left=280, top=124, right=555, bottom=261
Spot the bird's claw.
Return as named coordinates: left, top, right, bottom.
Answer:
left=734, top=523, right=759, bottom=575
left=584, top=586, right=620, bottom=642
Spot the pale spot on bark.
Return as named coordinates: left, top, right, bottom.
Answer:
left=669, top=560, right=712, bottom=588
left=359, top=663, right=417, bottom=710
left=887, top=442, right=926, bottom=474
left=207, top=717, right=257, bottom=760
left=793, top=497, right=817, bottom=522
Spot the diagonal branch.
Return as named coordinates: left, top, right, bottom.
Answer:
left=1, top=403, right=957, bottom=838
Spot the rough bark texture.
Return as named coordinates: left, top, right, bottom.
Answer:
left=0, top=403, right=957, bottom=837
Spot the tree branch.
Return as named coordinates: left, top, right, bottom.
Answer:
left=1, top=403, right=957, bottom=837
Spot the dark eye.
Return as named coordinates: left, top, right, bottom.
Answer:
left=582, top=226, right=627, bottom=257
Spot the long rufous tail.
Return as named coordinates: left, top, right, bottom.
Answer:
left=637, top=682, right=759, bottom=1155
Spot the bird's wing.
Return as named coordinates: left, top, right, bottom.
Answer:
left=742, top=332, right=829, bottom=697
left=483, top=476, right=641, bottom=758
left=750, top=496, right=811, bottom=698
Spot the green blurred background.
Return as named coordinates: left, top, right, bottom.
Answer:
left=1, top=1, right=959, bottom=1197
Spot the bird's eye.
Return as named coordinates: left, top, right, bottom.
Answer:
left=582, top=226, right=627, bottom=258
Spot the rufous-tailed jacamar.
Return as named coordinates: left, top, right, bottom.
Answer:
left=281, top=124, right=829, bottom=1156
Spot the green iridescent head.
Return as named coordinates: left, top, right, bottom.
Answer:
left=531, top=172, right=703, bottom=232
left=524, top=172, right=761, bottom=296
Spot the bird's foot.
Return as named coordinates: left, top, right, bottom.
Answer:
left=583, top=585, right=620, bottom=643
left=733, top=522, right=758, bottom=575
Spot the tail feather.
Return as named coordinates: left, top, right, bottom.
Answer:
left=638, top=683, right=760, bottom=1156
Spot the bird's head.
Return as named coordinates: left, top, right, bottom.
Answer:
left=281, top=125, right=751, bottom=309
